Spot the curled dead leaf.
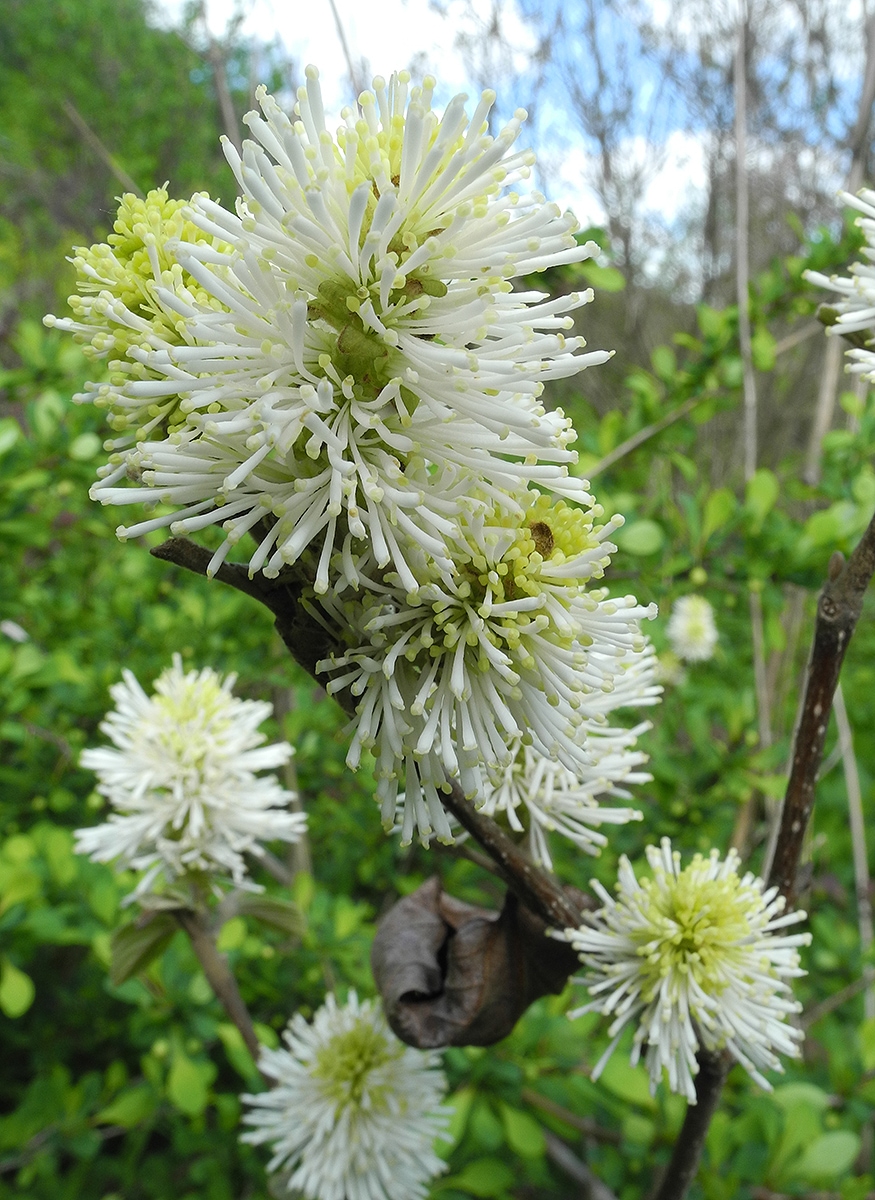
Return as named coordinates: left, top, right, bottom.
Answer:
left=371, top=876, right=590, bottom=1048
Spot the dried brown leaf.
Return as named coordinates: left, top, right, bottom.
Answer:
left=371, top=876, right=587, bottom=1048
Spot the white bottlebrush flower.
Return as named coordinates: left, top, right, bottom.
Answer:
left=44, top=188, right=228, bottom=453
left=806, top=188, right=875, bottom=377
left=478, top=730, right=650, bottom=871
left=76, top=655, right=306, bottom=900
left=317, top=490, right=660, bottom=845
left=563, top=839, right=811, bottom=1103
left=666, top=595, right=718, bottom=662
left=48, top=69, right=610, bottom=588
left=241, top=992, right=449, bottom=1200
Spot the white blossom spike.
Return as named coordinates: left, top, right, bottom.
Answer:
left=75, top=655, right=306, bottom=900
left=241, top=992, right=449, bottom=1200
left=562, top=839, right=811, bottom=1103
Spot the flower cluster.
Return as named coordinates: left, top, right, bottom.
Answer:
left=241, top=992, right=449, bottom=1200
left=318, top=491, right=660, bottom=841
left=76, top=656, right=306, bottom=900
left=666, top=594, right=718, bottom=662
left=806, top=188, right=875, bottom=376
left=563, top=839, right=810, bottom=1103
left=49, top=69, right=659, bottom=844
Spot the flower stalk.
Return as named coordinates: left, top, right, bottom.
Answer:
left=175, top=908, right=269, bottom=1083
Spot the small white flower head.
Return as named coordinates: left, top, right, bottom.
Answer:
left=478, top=734, right=650, bottom=870
left=563, top=839, right=811, bottom=1103
left=47, top=70, right=610, bottom=591
left=318, top=489, right=660, bottom=845
left=241, top=992, right=450, bottom=1200
left=666, top=595, right=718, bottom=662
left=76, top=654, right=306, bottom=900
left=805, top=188, right=875, bottom=378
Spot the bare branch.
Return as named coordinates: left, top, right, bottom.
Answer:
left=833, top=682, right=875, bottom=1020
left=175, top=908, right=268, bottom=1083
left=588, top=396, right=701, bottom=479
left=62, top=100, right=143, bottom=197
left=521, top=1087, right=621, bottom=1144
left=767, top=516, right=875, bottom=904
left=803, top=973, right=873, bottom=1029
left=544, top=1129, right=619, bottom=1200
left=207, top=39, right=243, bottom=154
left=734, top=13, right=757, bottom=484
left=327, top=0, right=363, bottom=101
left=649, top=1051, right=730, bottom=1200
left=440, top=781, right=587, bottom=930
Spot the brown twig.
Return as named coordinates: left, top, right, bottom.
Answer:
left=250, top=847, right=294, bottom=887
left=440, top=781, right=585, bottom=929
left=587, top=395, right=701, bottom=479
left=62, top=100, right=143, bottom=196
left=649, top=1051, right=730, bottom=1200
left=327, top=0, right=363, bottom=100
left=0, top=1122, right=128, bottom=1175
left=175, top=909, right=268, bottom=1083
left=767, top=520, right=875, bottom=904
left=435, top=838, right=503, bottom=877
left=802, top=973, right=872, bottom=1029
left=543, top=1129, right=619, bottom=1200
left=521, top=1086, right=621, bottom=1144
left=657, top=506, right=875, bottom=1200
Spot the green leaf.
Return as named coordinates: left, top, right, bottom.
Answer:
left=0, top=959, right=35, bottom=1017
left=861, top=1016, right=875, bottom=1071
left=0, top=418, right=21, bottom=458
left=622, top=1112, right=655, bottom=1147
left=88, top=875, right=121, bottom=926
left=441, top=1158, right=515, bottom=1197
left=237, top=895, right=304, bottom=935
left=215, top=1023, right=259, bottom=1085
left=468, top=1099, right=504, bottom=1151
left=705, top=1110, right=735, bottom=1167
left=94, top=1084, right=158, bottom=1128
left=803, top=501, right=858, bottom=548
left=751, top=327, right=776, bottom=371
left=745, top=468, right=779, bottom=526
left=650, top=344, right=676, bottom=381
left=109, top=915, right=176, bottom=986
left=580, top=261, right=626, bottom=292
left=852, top=465, right=875, bottom=507
left=292, top=871, right=315, bottom=914
left=499, top=1102, right=546, bottom=1158
left=614, top=519, right=665, bottom=557
left=697, top=304, right=727, bottom=339
left=215, top=915, right=246, bottom=951
left=253, top=1022, right=280, bottom=1049
left=167, top=1047, right=215, bottom=1117
left=772, top=1084, right=830, bottom=1108
left=597, top=1053, right=657, bottom=1110
left=437, top=1087, right=475, bottom=1158
left=68, top=432, right=102, bottom=461
left=840, top=389, right=865, bottom=418
left=702, top=487, right=736, bottom=543
left=791, top=1131, right=861, bottom=1184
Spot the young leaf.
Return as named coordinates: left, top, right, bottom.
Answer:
left=109, top=914, right=177, bottom=986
